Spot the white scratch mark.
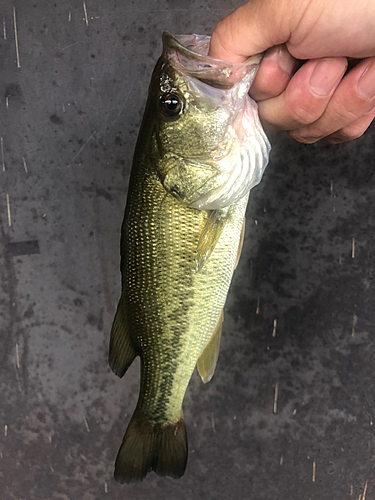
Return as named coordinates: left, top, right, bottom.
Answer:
left=13, top=7, right=20, bottom=68
left=6, top=193, right=11, bottom=226
left=280, top=454, right=283, bottom=465
left=211, top=412, right=216, bottom=434
left=351, top=313, right=357, bottom=337
left=254, top=219, right=258, bottom=225
left=48, top=436, right=52, bottom=443
left=256, top=295, right=260, bottom=315
left=330, top=180, right=336, bottom=211
left=22, top=157, right=28, bottom=173
left=312, top=461, right=316, bottom=482
left=362, top=480, right=368, bottom=500
left=104, top=481, right=108, bottom=493
left=1, top=137, right=5, bottom=171
left=272, top=318, right=277, bottom=338
left=70, top=135, right=93, bottom=164
left=350, top=485, right=353, bottom=497
left=352, top=238, right=355, bottom=259
left=62, top=103, right=66, bottom=113
left=110, top=83, right=135, bottom=128
left=61, top=40, right=85, bottom=51
left=50, top=466, right=54, bottom=472
left=4, top=425, right=8, bottom=437
left=5, top=96, right=9, bottom=108
left=68, top=11, right=71, bottom=22
left=83, top=416, right=90, bottom=433
left=3, top=17, right=6, bottom=40
left=273, top=382, right=278, bottom=414
left=16, top=343, right=20, bottom=369
left=83, top=1, right=89, bottom=26
left=293, top=409, right=297, bottom=415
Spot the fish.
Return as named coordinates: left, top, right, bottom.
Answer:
left=109, top=32, right=270, bottom=484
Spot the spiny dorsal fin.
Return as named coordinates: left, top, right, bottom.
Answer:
left=234, top=217, right=245, bottom=270
left=197, top=311, right=223, bottom=383
left=195, top=210, right=228, bottom=273
left=109, top=294, right=136, bottom=378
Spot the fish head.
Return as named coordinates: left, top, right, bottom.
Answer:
left=148, top=33, right=271, bottom=210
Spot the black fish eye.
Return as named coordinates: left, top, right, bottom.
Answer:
left=160, top=93, right=183, bottom=117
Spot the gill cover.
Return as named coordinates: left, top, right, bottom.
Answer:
left=158, top=32, right=271, bottom=210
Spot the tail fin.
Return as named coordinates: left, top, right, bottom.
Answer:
left=114, top=409, right=188, bottom=484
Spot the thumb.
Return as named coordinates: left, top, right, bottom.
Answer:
left=209, top=0, right=297, bottom=62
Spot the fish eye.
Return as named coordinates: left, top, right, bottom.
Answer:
left=160, top=93, right=183, bottom=117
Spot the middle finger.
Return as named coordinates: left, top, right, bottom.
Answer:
left=290, top=58, right=375, bottom=143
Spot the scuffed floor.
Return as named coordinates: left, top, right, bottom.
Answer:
left=0, top=1, right=374, bottom=499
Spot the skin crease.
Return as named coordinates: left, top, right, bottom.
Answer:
left=209, top=0, right=375, bottom=143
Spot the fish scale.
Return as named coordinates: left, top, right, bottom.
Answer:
left=126, top=167, right=245, bottom=420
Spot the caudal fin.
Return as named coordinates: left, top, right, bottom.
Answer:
left=114, top=410, right=188, bottom=484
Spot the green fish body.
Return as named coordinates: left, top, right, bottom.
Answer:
left=109, top=33, right=270, bottom=484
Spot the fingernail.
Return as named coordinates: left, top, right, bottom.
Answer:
left=358, top=62, right=375, bottom=99
left=263, top=45, right=296, bottom=75
left=309, top=59, right=346, bottom=96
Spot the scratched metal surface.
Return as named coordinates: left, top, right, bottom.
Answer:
left=0, top=1, right=374, bottom=499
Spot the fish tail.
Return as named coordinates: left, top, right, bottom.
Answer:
left=114, top=409, right=188, bottom=484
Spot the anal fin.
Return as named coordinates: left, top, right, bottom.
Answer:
left=109, top=294, right=136, bottom=378
left=197, top=311, right=223, bottom=383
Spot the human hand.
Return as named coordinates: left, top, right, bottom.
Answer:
left=209, top=0, right=375, bottom=144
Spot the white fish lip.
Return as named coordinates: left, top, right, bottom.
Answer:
left=162, top=32, right=262, bottom=89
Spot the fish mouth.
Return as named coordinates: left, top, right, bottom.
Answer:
left=162, top=32, right=262, bottom=90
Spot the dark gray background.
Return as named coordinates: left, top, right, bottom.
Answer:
left=0, top=1, right=374, bottom=499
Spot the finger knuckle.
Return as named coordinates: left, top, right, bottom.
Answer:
left=289, top=102, right=322, bottom=126
left=337, top=124, right=368, bottom=141
left=326, top=120, right=372, bottom=143
left=331, top=102, right=358, bottom=123
left=288, top=130, right=320, bottom=144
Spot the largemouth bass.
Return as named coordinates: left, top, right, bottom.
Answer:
left=109, top=32, right=270, bottom=484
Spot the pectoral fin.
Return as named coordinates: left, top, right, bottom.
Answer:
left=235, top=217, right=245, bottom=270
left=195, top=210, right=228, bottom=273
left=109, top=294, right=136, bottom=378
left=197, top=311, right=223, bottom=383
